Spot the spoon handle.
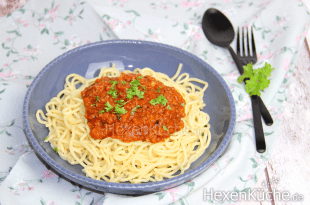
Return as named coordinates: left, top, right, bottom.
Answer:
left=227, top=46, right=244, bottom=74
left=258, top=98, right=274, bottom=126
left=251, top=95, right=266, bottom=153
left=227, top=46, right=273, bottom=126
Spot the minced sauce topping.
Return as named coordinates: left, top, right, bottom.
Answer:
left=81, top=73, right=186, bottom=143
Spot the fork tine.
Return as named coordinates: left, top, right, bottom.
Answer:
left=242, top=27, right=246, bottom=56
left=251, top=26, right=257, bottom=58
left=236, top=27, right=240, bottom=56
left=246, top=27, right=251, bottom=56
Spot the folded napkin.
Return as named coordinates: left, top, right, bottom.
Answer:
left=0, top=0, right=309, bottom=204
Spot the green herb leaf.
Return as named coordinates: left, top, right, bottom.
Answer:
left=167, top=105, right=172, bottom=110
left=115, top=99, right=127, bottom=107
left=156, top=87, right=161, bottom=93
left=115, top=99, right=124, bottom=104
left=110, top=81, right=118, bottom=86
left=105, top=101, right=114, bottom=112
left=107, top=81, right=119, bottom=98
left=163, top=125, right=168, bottom=131
left=126, top=87, right=135, bottom=99
left=130, top=79, right=141, bottom=87
left=181, top=103, right=185, bottom=106
left=131, top=105, right=141, bottom=115
left=126, top=77, right=145, bottom=99
left=127, top=86, right=144, bottom=99
left=53, top=147, right=58, bottom=153
left=238, top=62, right=274, bottom=96
left=108, top=88, right=118, bottom=98
left=92, top=96, right=100, bottom=106
left=122, top=81, right=126, bottom=86
left=150, top=94, right=168, bottom=106
left=114, top=104, right=127, bottom=114
left=135, top=89, right=144, bottom=99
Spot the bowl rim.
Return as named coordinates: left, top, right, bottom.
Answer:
left=22, top=39, right=236, bottom=191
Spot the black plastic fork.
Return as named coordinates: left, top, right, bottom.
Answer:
left=237, top=27, right=274, bottom=127
left=237, top=27, right=274, bottom=153
left=237, top=27, right=258, bottom=66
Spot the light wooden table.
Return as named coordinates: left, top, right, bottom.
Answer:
left=1, top=1, right=309, bottom=204
left=239, top=40, right=310, bottom=205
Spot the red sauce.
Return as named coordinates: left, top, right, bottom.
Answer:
left=81, top=73, right=186, bottom=143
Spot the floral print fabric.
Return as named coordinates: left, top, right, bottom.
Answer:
left=0, top=0, right=309, bottom=204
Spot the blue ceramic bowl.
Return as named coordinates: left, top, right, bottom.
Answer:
left=23, top=40, right=236, bottom=195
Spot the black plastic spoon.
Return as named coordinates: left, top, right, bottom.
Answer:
left=201, top=8, right=273, bottom=127
left=201, top=8, right=272, bottom=153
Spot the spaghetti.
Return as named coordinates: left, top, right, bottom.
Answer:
left=36, top=64, right=211, bottom=183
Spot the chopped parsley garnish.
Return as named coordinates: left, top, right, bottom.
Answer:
left=167, top=105, right=172, bottom=110
left=99, top=100, right=127, bottom=115
left=150, top=94, right=168, bottom=106
left=149, top=100, right=155, bottom=105
left=137, top=76, right=143, bottom=79
left=163, top=125, right=168, bottom=131
left=126, top=76, right=145, bottom=99
left=92, top=96, right=100, bottom=106
left=114, top=104, right=127, bottom=114
left=115, top=99, right=126, bottom=105
left=156, top=87, right=161, bottom=93
left=110, top=81, right=118, bottom=86
left=141, top=85, right=146, bottom=90
left=127, top=84, right=144, bottom=99
left=130, top=79, right=141, bottom=87
left=108, top=81, right=119, bottom=98
left=118, top=100, right=127, bottom=107
left=131, top=105, right=141, bottom=115
left=105, top=101, right=114, bottom=112
left=108, top=88, right=118, bottom=98
left=53, top=147, right=58, bottom=153
left=122, top=81, right=126, bottom=86
left=181, top=103, right=185, bottom=106
left=98, top=101, right=114, bottom=113
left=135, top=89, right=144, bottom=98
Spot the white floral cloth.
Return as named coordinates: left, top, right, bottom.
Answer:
left=0, top=0, right=309, bottom=204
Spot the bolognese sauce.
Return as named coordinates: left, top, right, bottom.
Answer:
left=81, top=72, right=186, bottom=143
